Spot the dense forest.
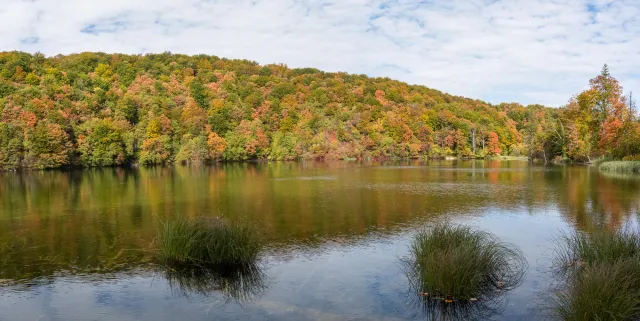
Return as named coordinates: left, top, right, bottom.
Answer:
left=0, top=52, right=637, bottom=170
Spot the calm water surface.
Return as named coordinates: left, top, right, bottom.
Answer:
left=1, top=160, right=639, bottom=320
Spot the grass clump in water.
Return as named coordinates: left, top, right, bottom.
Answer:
left=554, top=230, right=640, bottom=272
left=159, top=216, right=261, bottom=267
left=553, top=259, right=640, bottom=321
left=553, top=230, right=640, bottom=320
left=408, top=224, right=526, bottom=303
left=599, top=161, right=640, bottom=174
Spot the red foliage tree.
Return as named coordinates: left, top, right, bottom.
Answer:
left=487, top=132, right=502, bottom=156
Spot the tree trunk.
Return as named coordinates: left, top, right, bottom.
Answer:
left=630, top=92, right=635, bottom=122
left=471, top=128, right=476, bottom=154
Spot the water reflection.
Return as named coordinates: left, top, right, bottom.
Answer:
left=0, top=161, right=639, bottom=320
left=1, top=161, right=640, bottom=282
left=0, top=233, right=155, bottom=284
left=555, top=167, right=640, bottom=231
left=164, top=263, right=266, bottom=302
left=411, top=295, right=506, bottom=321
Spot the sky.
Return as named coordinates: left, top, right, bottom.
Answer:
left=0, top=0, right=639, bottom=106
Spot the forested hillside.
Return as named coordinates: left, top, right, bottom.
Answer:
left=0, top=52, right=635, bottom=170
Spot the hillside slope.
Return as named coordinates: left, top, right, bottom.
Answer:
left=0, top=51, right=549, bottom=170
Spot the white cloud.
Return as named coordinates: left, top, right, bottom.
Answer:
left=0, top=0, right=638, bottom=106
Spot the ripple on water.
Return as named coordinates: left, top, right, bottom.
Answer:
left=272, top=176, right=337, bottom=181
left=356, top=181, right=529, bottom=197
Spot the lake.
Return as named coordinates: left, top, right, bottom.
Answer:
left=0, top=160, right=639, bottom=321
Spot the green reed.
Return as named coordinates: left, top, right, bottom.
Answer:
left=553, top=230, right=640, bottom=320
left=159, top=216, right=261, bottom=266
left=554, top=230, right=640, bottom=272
left=408, top=224, right=526, bottom=302
left=553, top=259, right=640, bottom=321
left=599, top=161, right=640, bottom=174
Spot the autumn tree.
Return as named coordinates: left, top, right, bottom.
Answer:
left=181, top=98, right=207, bottom=136
left=175, top=135, right=209, bottom=164
left=562, top=64, right=636, bottom=160
left=139, top=115, right=173, bottom=165
left=0, top=122, right=23, bottom=169
left=207, top=131, right=227, bottom=160
left=24, top=121, right=72, bottom=169
left=77, top=118, right=128, bottom=166
left=487, top=132, right=502, bottom=156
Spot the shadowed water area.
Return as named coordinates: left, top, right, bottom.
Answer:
left=1, top=160, right=639, bottom=320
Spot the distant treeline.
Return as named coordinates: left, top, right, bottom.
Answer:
left=0, top=52, right=636, bottom=169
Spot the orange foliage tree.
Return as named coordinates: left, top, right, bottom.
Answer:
left=487, top=132, right=502, bottom=156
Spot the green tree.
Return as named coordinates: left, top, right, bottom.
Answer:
left=77, top=119, right=128, bottom=166
left=24, top=121, right=72, bottom=169
left=0, top=122, right=24, bottom=169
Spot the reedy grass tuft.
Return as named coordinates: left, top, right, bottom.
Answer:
left=408, top=224, right=526, bottom=302
left=552, top=230, right=640, bottom=320
left=593, top=156, right=615, bottom=166
left=553, top=259, right=640, bottom=321
left=554, top=230, right=640, bottom=273
left=159, top=216, right=262, bottom=266
left=599, top=161, right=640, bottom=174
